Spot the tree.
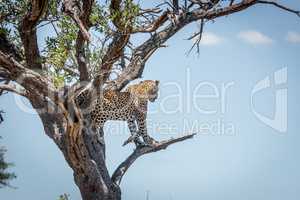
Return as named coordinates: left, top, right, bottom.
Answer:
left=0, top=139, right=16, bottom=188
left=0, top=112, right=16, bottom=188
left=0, top=0, right=299, bottom=199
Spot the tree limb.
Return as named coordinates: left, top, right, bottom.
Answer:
left=63, top=0, right=91, bottom=42
left=111, top=133, right=197, bottom=185
left=93, top=0, right=132, bottom=88
left=0, top=51, right=68, bottom=144
left=113, top=0, right=299, bottom=90
left=0, top=50, right=56, bottom=101
left=75, top=0, right=94, bottom=82
left=19, top=0, right=48, bottom=70
left=0, top=83, right=27, bottom=97
left=257, top=1, right=300, bottom=17
left=113, top=10, right=192, bottom=90
left=132, top=10, right=170, bottom=33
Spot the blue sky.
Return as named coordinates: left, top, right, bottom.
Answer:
left=1, top=1, right=300, bottom=200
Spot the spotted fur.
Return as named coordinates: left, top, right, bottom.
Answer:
left=90, top=80, right=159, bottom=146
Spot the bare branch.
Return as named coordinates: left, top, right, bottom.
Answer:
left=111, top=133, right=197, bottom=185
left=113, top=14, right=190, bottom=90
left=187, top=18, right=205, bottom=54
left=257, top=1, right=300, bottom=17
left=94, top=33, right=131, bottom=86
left=138, top=8, right=162, bottom=16
left=132, top=11, right=170, bottom=33
left=113, top=0, right=266, bottom=90
left=19, top=0, right=49, bottom=70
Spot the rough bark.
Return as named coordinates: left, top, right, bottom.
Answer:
left=64, top=126, right=121, bottom=200
left=32, top=88, right=121, bottom=199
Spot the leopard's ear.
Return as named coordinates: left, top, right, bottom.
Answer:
left=155, top=80, right=159, bottom=85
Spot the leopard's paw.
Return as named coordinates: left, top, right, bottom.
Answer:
left=123, top=136, right=144, bottom=147
left=122, top=136, right=135, bottom=146
left=143, top=136, right=159, bottom=147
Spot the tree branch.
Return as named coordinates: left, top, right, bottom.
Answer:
left=111, top=133, right=197, bottom=185
left=257, top=1, right=300, bottom=17
left=132, top=10, right=170, bottom=33
left=75, top=0, right=94, bottom=82
left=0, top=51, right=68, bottom=144
left=0, top=50, right=56, bottom=101
left=114, top=0, right=297, bottom=90
left=113, top=11, right=192, bottom=90
left=63, top=0, right=91, bottom=42
left=19, top=0, right=48, bottom=70
left=93, top=0, right=132, bottom=88
left=0, top=83, right=27, bottom=97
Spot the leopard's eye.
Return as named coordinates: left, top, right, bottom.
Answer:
left=149, top=87, right=157, bottom=94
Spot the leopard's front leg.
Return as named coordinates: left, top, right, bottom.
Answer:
left=136, top=112, right=158, bottom=146
left=123, top=117, right=143, bottom=146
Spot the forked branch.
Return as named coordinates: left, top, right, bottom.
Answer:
left=111, top=133, right=197, bottom=185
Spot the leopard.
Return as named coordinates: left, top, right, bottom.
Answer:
left=89, top=80, right=160, bottom=147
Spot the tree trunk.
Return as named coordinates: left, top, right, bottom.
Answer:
left=63, top=125, right=122, bottom=200
left=76, top=176, right=121, bottom=200
left=38, top=101, right=122, bottom=200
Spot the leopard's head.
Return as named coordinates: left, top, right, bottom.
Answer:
left=142, top=80, right=159, bottom=102
left=128, top=80, right=159, bottom=102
